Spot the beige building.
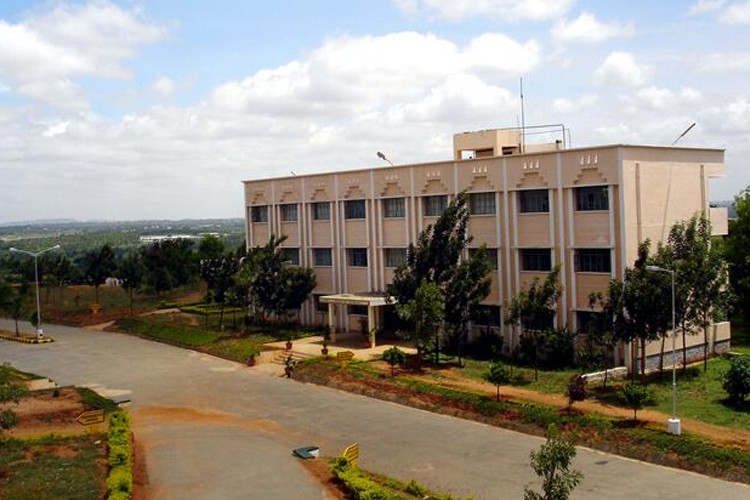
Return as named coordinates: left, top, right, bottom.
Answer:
left=243, top=128, right=730, bottom=367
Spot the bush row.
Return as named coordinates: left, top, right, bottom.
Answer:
left=331, top=457, right=391, bottom=500
left=106, top=411, right=132, bottom=500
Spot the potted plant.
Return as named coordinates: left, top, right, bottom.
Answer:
left=247, top=353, right=257, bottom=366
left=321, top=340, right=329, bottom=356
left=285, top=333, right=294, bottom=351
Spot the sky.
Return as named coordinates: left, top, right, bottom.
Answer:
left=0, top=0, right=749, bottom=223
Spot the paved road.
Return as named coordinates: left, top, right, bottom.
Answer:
left=1, top=320, right=748, bottom=500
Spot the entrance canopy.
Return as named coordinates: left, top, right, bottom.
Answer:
left=320, top=292, right=395, bottom=346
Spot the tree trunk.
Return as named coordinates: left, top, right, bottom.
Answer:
left=703, top=324, right=709, bottom=372
left=94, top=284, right=100, bottom=305
left=129, top=288, right=134, bottom=316
left=682, top=324, right=688, bottom=373
left=640, top=338, right=647, bottom=384
left=219, top=304, right=225, bottom=331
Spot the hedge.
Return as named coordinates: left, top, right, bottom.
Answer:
left=107, top=411, right=133, bottom=499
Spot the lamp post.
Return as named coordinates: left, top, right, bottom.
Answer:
left=376, top=151, right=394, bottom=166
left=9, top=244, right=61, bottom=338
left=645, top=265, right=681, bottom=435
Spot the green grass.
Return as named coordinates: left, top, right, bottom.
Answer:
left=75, top=387, right=119, bottom=412
left=458, top=358, right=579, bottom=394
left=112, top=316, right=273, bottom=361
left=0, top=435, right=107, bottom=500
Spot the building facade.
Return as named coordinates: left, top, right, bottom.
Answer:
left=243, top=129, right=730, bottom=365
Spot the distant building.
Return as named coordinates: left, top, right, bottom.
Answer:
left=243, top=127, right=730, bottom=370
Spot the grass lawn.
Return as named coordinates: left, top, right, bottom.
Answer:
left=456, top=358, right=579, bottom=394
left=0, top=435, right=107, bottom=500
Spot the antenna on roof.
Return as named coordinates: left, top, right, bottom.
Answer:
left=520, top=77, right=526, bottom=154
left=671, top=122, right=696, bottom=146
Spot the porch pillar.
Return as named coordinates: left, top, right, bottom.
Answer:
left=328, top=303, right=337, bottom=343
left=368, top=305, right=376, bottom=348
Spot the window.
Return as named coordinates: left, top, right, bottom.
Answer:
left=313, top=248, right=332, bottom=266
left=347, top=248, right=368, bottom=267
left=469, top=192, right=496, bottom=215
left=521, top=249, right=552, bottom=271
left=280, top=204, right=298, bottom=222
left=575, top=249, right=611, bottom=273
left=280, top=248, right=300, bottom=266
left=576, top=186, right=609, bottom=211
left=469, top=247, right=499, bottom=270
left=345, top=200, right=366, bottom=219
left=348, top=305, right=368, bottom=316
left=250, top=205, right=268, bottom=223
left=382, top=198, right=405, bottom=218
left=312, top=202, right=330, bottom=221
left=474, top=305, right=501, bottom=327
left=423, top=195, right=447, bottom=216
left=519, top=190, right=549, bottom=213
left=384, top=248, right=407, bottom=268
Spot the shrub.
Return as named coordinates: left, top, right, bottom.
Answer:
left=466, top=327, right=504, bottom=360
left=524, top=426, right=583, bottom=500
left=107, top=411, right=133, bottom=499
left=381, top=347, right=406, bottom=376
left=330, top=457, right=390, bottom=500
left=484, top=361, right=510, bottom=401
left=622, top=383, right=652, bottom=421
left=722, top=356, right=750, bottom=405
left=566, top=374, right=588, bottom=408
left=405, top=479, right=428, bottom=497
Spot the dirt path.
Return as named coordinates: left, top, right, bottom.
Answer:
left=407, top=367, right=750, bottom=450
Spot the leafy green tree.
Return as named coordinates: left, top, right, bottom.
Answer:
left=382, top=346, right=406, bottom=376
left=395, top=281, right=444, bottom=369
left=140, top=239, right=197, bottom=295
left=723, top=356, right=750, bottom=406
left=0, top=363, right=28, bottom=439
left=237, top=235, right=316, bottom=323
left=197, top=234, right=226, bottom=261
left=116, top=252, right=145, bottom=315
left=484, top=360, right=510, bottom=401
left=524, top=427, right=583, bottom=500
left=389, top=192, right=491, bottom=364
left=622, top=382, right=652, bottom=420
left=667, top=214, right=729, bottom=372
left=726, top=187, right=750, bottom=321
left=505, top=267, right=561, bottom=380
left=79, top=243, right=116, bottom=304
left=586, top=289, right=623, bottom=389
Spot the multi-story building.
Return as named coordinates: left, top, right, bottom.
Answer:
left=242, top=128, right=730, bottom=368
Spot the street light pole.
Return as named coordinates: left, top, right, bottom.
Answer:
left=9, top=244, right=61, bottom=338
left=645, top=265, right=681, bottom=435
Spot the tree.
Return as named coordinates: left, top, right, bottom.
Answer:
left=723, top=356, right=750, bottom=406
left=140, top=239, right=197, bottom=295
left=484, top=361, right=510, bottom=401
left=524, top=427, right=583, bottom=500
left=505, top=267, right=561, bottom=380
left=116, top=252, right=145, bottom=316
left=389, top=192, right=492, bottom=364
left=382, top=346, right=406, bottom=377
left=668, top=214, right=728, bottom=372
left=0, top=363, right=28, bottom=439
left=726, top=187, right=750, bottom=321
left=237, top=235, right=316, bottom=323
left=622, top=382, right=652, bottom=421
left=395, top=281, right=444, bottom=369
left=197, top=234, right=225, bottom=262
left=79, top=243, right=116, bottom=304
left=566, top=375, right=587, bottom=409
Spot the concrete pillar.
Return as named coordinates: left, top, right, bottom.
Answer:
left=328, top=303, right=337, bottom=343
left=368, top=305, right=376, bottom=348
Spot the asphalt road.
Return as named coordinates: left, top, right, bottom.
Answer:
left=1, top=319, right=748, bottom=500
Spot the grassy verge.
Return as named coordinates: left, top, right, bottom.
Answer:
left=106, top=411, right=133, bottom=500
left=111, top=316, right=274, bottom=362
left=331, top=456, right=466, bottom=500
left=296, top=358, right=750, bottom=484
left=0, top=434, right=107, bottom=499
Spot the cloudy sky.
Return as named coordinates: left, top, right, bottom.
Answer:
left=1, top=0, right=749, bottom=223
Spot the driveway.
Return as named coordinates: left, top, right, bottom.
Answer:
left=1, top=319, right=748, bottom=499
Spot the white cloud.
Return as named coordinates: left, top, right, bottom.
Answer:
left=212, top=32, right=538, bottom=116
left=688, top=0, right=727, bottom=15
left=634, top=86, right=702, bottom=110
left=552, top=13, right=634, bottom=43
left=552, top=94, right=598, bottom=113
left=392, top=0, right=575, bottom=22
left=0, top=1, right=165, bottom=110
left=594, top=51, right=651, bottom=87
left=151, top=77, right=176, bottom=96
left=692, top=51, right=750, bottom=73
left=718, top=0, right=750, bottom=23
left=42, top=121, right=70, bottom=138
